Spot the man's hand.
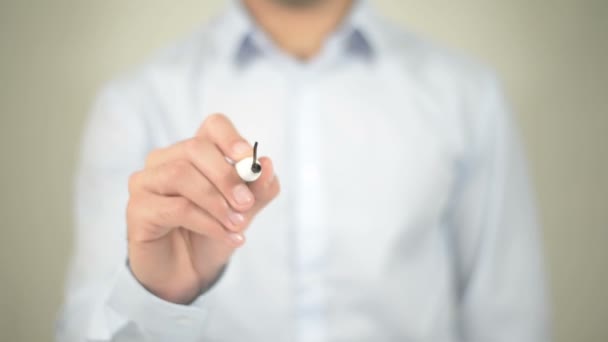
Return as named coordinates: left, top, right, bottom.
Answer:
left=126, top=114, right=280, bottom=304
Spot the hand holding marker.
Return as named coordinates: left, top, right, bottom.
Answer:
left=126, top=114, right=279, bottom=304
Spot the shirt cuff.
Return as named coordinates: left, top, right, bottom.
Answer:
left=106, top=262, right=209, bottom=341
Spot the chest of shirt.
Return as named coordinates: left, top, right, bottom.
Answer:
left=161, top=61, right=464, bottom=339
left=149, top=62, right=463, bottom=268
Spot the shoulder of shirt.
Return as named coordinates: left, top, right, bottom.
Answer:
left=96, top=15, right=223, bottom=101
left=375, top=17, right=501, bottom=95
left=372, top=17, right=507, bottom=150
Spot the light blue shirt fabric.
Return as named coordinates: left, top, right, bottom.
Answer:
left=57, top=1, right=550, bottom=341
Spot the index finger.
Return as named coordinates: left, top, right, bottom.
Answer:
left=197, top=113, right=252, bottom=162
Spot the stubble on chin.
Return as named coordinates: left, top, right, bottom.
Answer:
left=271, top=0, right=327, bottom=8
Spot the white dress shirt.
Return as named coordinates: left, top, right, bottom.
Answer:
left=56, top=1, right=549, bottom=341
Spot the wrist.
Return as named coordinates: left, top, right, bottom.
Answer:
left=126, top=258, right=227, bottom=305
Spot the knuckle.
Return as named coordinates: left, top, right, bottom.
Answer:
left=157, top=197, right=187, bottom=222
left=128, top=171, right=143, bottom=193
left=203, top=113, right=227, bottom=129
left=144, top=153, right=155, bottom=167
left=126, top=208, right=142, bottom=235
left=183, top=137, right=204, bottom=159
left=145, top=148, right=163, bottom=167
left=171, top=197, right=192, bottom=217
left=165, top=160, right=190, bottom=179
left=185, top=137, right=209, bottom=160
left=126, top=197, right=146, bottom=230
left=126, top=195, right=172, bottom=242
left=127, top=223, right=152, bottom=243
left=126, top=198, right=137, bottom=219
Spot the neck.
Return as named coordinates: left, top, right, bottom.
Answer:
left=243, top=0, right=353, bottom=60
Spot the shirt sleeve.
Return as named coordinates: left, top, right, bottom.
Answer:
left=55, top=79, right=210, bottom=342
left=450, top=73, right=551, bottom=341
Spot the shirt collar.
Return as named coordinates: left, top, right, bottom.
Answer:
left=217, top=0, right=380, bottom=67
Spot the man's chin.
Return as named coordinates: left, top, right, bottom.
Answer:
left=271, top=0, right=327, bottom=8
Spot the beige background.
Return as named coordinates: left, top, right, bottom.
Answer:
left=1, top=0, right=606, bottom=341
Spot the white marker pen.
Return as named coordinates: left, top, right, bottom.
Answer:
left=235, top=141, right=262, bottom=182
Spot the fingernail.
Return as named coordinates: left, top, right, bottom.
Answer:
left=232, top=141, right=251, bottom=157
left=233, top=184, right=254, bottom=205
left=228, top=211, right=245, bottom=228
left=228, top=233, right=244, bottom=245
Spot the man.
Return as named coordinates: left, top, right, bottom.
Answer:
left=57, top=0, right=550, bottom=341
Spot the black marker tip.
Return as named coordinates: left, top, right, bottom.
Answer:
left=251, top=141, right=261, bottom=173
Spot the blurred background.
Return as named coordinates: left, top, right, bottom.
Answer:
left=0, top=0, right=606, bottom=341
